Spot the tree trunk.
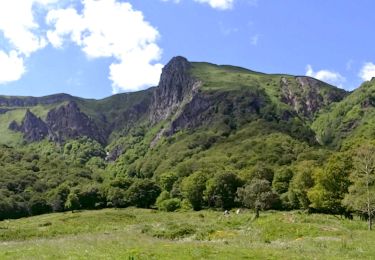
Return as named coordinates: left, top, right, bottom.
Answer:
left=369, top=214, right=372, bottom=231
left=255, top=207, right=260, bottom=218
left=367, top=167, right=372, bottom=231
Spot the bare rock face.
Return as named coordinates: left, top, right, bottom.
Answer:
left=9, top=110, right=49, bottom=142
left=150, top=56, right=200, bottom=123
left=281, top=76, right=346, bottom=118
left=46, top=101, right=106, bottom=144
left=166, top=94, right=212, bottom=135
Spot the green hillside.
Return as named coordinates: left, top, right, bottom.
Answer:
left=313, top=79, right=375, bottom=148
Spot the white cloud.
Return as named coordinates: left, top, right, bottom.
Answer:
left=194, top=0, right=234, bottom=10
left=305, top=65, right=346, bottom=87
left=0, top=0, right=58, bottom=56
left=0, top=0, right=60, bottom=84
left=359, top=62, right=375, bottom=82
left=46, top=0, right=163, bottom=93
left=0, top=51, right=25, bottom=84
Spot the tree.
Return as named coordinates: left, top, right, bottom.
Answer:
left=272, top=167, right=293, bottom=194
left=237, top=178, right=278, bottom=218
left=28, top=195, right=51, bottom=215
left=205, top=172, right=244, bottom=210
left=65, top=191, right=81, bottom=211
left=157, top=172, right=178, bottom=192
left=343, top=145, right=375, bottom=230
left=288, top=161, right=315, bottom=210
left=125, top=179, right=161, bottom=208
left=106, top=187, right=127, bottom=208
left=250, top=164, right=274, bottom=183
left=181, top=172, right=207, bottom=210
left=308, top=153, right=352, bottom=214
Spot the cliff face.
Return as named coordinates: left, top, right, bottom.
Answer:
left=280, top=76, right=347, bottom=118
left=9, top=101, right=106, bottom=144
left=150, top=56, right=201, bottom=123
left=9, top=110, right=49, bottom=142
left=46, top=101, right=106, bottom=144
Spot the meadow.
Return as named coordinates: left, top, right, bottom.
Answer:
left=0, top=208, right=374, bottom=259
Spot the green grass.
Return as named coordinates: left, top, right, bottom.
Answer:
left=0, top=208, right=374, bottom=259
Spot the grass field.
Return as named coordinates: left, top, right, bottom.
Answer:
left=0, top=208, right=374, bottom=259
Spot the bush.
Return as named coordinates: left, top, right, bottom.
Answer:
left=158, top=198, right=181, bottom=212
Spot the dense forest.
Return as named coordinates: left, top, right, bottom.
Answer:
left=1, top=57, right=375, bottom=229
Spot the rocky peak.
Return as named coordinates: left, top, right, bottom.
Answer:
left=150, top=56, right=201, bottom=123
left=46, top=101, right=106, bottom=144
left=9, top=109, right=49, bottom=142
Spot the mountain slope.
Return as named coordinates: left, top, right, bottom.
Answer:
left=312, top=79, right=375, bottom=148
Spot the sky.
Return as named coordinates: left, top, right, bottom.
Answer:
left=0, top=0, right=375, bottom=99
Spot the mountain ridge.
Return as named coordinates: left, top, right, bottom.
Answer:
left=0, top=56, right=349, bottom=147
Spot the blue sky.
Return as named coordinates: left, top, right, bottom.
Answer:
left=0, top=0, right=374, bottom=99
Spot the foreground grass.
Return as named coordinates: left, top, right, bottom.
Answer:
left=0, top=208, right=373, bottom=259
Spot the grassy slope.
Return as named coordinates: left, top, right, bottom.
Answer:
left=0, top=208, right=373, bottom=259
left=191, top=62, right=345, bottom=117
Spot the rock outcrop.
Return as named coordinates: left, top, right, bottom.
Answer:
left=281, top=76, right=346, bottom=118
left=9, top=101, right=106, bottom=144
left=9, top=110, right=49, bottom=142
left=46, top=101, right=106, bottom=144
left=150, top=56, right=201, bottom=123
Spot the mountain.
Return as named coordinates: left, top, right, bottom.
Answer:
left=0, top=56, right=359, bottom=220
left=0, top=56, right=346, bottom=146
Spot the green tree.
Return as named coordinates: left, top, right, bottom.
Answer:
left=250, top=164, right=274, bottom=183
left=272, top=167, right=293, bottom=194
left=308, top=153, right=352, bottom=214
left=157, top=172, right=178, bottom=192
left=205, top=172, right=244, bottom=209
left=288, top=161, right=315, bottom=209
left=28, top=195, right=51, bottom=215
left=181, top=172, right=207, bottom=210
left=65, top=191, right=81, bottom=210
left=125, top=179, right=161, bottom=208
left=106, top=187, right=127, bottom=208
left=343, top=145, right=375, bottom=230
left=237, top=178, right=278, bottom=218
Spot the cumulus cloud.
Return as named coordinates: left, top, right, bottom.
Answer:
left=46, top=0, right=163, bottom=93
left=359, top=62, right=375, bottom=82
left=0, top=0, right=58, bottom=56
left=0, top=0, right=60, bottom=84
left=0, top=51, right=25, bottom=84
left=194, top=0, right=234, bottom=10
left=306, top=65, right=346, bottom=87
